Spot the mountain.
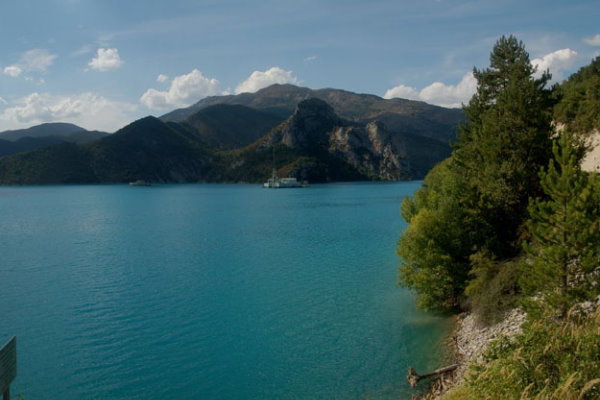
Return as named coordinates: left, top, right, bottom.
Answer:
left=0, top=122, right=108, bottom=144
left=183, top=104, right=285, bottom=150
left=0, top=85, right=464, bottom=185
left=0, top=122, right=85, bottom=141
left=0, top=136, right=67, bottom=157
left=0, top=99, right=447, bottom=185
left=216, top=98, right=414, bottom=182
left=86, top=117, right=214, bottom=183
left=161, top=84, right=465, bottom=144
left=0, top=117, right=214, bottom=184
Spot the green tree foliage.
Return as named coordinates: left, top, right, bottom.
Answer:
left=453, top=35, right=554, bottom=257
left=414, top=42, right=600, bottom=400
left=398, top=160, right=487, bottom=311
left=554, top=56, right=600, bottom=133
left=398, top=36, right=554, bottom=312
left=520, top=132, right=600, bottom=318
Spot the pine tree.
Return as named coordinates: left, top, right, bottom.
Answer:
left=521, top=132, right=600, bottom=318
left=454, top=35, right=554, bottom=257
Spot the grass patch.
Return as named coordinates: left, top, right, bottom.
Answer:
left=444, top=307, right=600, bottom=399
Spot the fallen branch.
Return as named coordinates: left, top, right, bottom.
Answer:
left=407, top=364, right=460, bottom=387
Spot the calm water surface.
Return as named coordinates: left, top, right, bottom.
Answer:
left=0, top=182, right=450, bottom=400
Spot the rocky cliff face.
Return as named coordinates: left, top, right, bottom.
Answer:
left=328, top=121, right=408, bottom=180
left=277, top=98, right=340, bottom=150
left=264, top=98, right=411, bottom=180
left=581, top=129, right=600, bottom=173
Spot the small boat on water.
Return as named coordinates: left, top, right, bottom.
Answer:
left=129, top=180, right=151, bottom=186
left=263, top=146, right=308, bottom=188
left=263, top=168, right=308, bottom=188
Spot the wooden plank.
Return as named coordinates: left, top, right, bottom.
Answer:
left=0, top=337, right=16, bottom=395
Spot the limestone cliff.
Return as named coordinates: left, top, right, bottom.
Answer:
left=581, top=129, right=600, bottom=173
left=262, top=98, right=411, bottom=181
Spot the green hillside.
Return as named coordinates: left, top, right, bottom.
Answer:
left=0, top=117, right=214, bottom=184
left=184, top=104, right=284, bottom=150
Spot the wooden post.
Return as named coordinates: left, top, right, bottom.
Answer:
left=0, top=337, right=16, bottom=400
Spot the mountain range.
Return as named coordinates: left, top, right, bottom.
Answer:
left=163, top=84, right=464, bottom=144
left=0, top=84, right=465, bottom=185
left=0, top=123, right=108, bottom=157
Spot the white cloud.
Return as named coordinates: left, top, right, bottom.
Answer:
left=234, top=67, right=300, bottom=94
left=531, top=48, right=578, bottom=81
left=304, top=55, right=318, bottom=63
left=384, top=49, right=578, bottom=108
left=384, top=72, right=477, bottom=108
left=140, top=69, right=221, bottom=110
left=3, top=48, right=56, bottom=79
left=156, top=74, right=169, bottom=83
left=3, top=65, right=22, bottom=77
left=20, top=49, right=57, bottom=72
left=584, top=34, right=600, bottom=46
left=88, top=48, right=123, bottom=72
left=0, top=92, right=138, bottom=132
left=382, top=85, right=421, bottom=101
left=0, top=96, right=7, bottom=105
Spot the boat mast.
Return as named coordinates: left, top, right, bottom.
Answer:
left=271, top=146, right=277, bottom=181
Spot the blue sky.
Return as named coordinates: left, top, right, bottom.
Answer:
left=1, top=0, right=599, bottom=132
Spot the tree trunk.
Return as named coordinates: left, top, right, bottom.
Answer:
left=406, top=364, right=460, bottom=387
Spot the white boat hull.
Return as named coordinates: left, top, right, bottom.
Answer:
left=263, top=177, right=307, bottom=188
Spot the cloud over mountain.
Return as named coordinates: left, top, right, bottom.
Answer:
left=0, top=92, right=137, bottom=132
left=140, top=69, right=221, bottom=110
left=384, top=47, right=578, bottom=107
left=384, top=72, right=476, bottom=108
left=234, top=67, right=299, bottom=94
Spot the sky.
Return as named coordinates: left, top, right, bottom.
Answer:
left=1, top=0, right=600, bottom=132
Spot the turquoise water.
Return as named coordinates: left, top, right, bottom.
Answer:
left=0, top=182, right=449, bottom=400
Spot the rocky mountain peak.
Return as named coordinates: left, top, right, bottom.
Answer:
left=275, top=98, right=342, bottom=151
left=293, top=98, right=337, bottom=120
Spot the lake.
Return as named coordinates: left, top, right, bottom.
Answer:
left=0, top=182, right=450, bottom=400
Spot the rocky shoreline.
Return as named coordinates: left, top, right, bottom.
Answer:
left=416, top=308, right=527, bottom=399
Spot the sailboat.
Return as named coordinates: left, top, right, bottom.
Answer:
left=262, top=147, right=308, bottom=188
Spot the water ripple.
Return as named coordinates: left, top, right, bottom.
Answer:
left=0, top=183, right=450, bottom=400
